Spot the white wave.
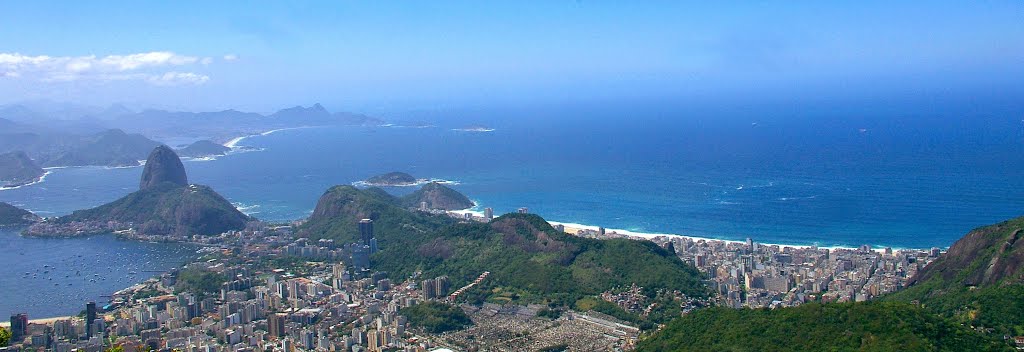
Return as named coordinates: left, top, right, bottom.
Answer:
left=381, top=124, right=437, bottom=129
left=183, top=156, right=218, bottom=162
left=352, top=178, right=461, bottom=188
left=776, top=195, right=817, bottom=201
left=451, top=127, right=495, bottom=132
left=233, top=202, right=261, bottom=215
left=0, top=170, right=53, bottom=191
left=546, top=220, right=921, bottom=251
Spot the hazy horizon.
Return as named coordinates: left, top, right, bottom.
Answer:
left=1, top=2, right=1021, bottom=113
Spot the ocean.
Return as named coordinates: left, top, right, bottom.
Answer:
left=3, top=102, right=1024, bottom=252
left=0, top=229, right=196, bottom=319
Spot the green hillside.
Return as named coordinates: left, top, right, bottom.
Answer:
left=637, top=301, right=1007, bottom=352
left=59, top=182, right=249, bottom=236
left=299, top=185, right=706, bottom=324
left=889, top=216, right=1024, bottom=337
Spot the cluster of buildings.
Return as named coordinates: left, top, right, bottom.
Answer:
left=4, top=204, right=955, bottom=351
left=4, top=219, right=464, bottom=352
left=573, top=225, right=940, bottom=309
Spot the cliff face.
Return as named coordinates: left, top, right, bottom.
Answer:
left=400, top=182, right=474, bottom=210
left=890, top=215, right=1024, bottom=339
left=909, top=216, right=1024, bottom=287
left=37, top=145, right=248, bottom=237
left=140, top=145, right=189, bottom=190
left=0, top=151, right=45, bottom=187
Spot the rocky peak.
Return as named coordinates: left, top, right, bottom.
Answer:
left=139, top=145, right=188, bottom=190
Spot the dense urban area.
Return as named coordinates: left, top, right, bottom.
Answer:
left=2, top=204, right=947, bottom=352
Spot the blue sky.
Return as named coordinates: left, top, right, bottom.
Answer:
left=0, top=1, right=1021, bottom=112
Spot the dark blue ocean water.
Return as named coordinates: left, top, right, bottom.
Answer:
left=3, top=102, right=1024, bottom=253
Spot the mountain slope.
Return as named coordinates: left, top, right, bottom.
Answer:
left=57, top=182, right=248, bottom=237
left=38, top=129, right=160, bottom=167
left=299, top=185, right=706, bottom=323
left=890, top=215, right=1024, bottom=337
left=400, top=182, right=474, bottom=210
left=0, top=202, right=39, bottom=226
left=139, top=145, right=188, bottom=189
left=30, top=146, right=248, bottom=237
left=0, top=151, right=45, bottom=187
left=636, top=301, right=1007, bottom=352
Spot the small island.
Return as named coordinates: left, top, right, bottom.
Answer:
left=364, top=171, right=419, bottom=186
left=401, top=182, right=475, bottom=211
left=176, top=140, right=232, bottom=158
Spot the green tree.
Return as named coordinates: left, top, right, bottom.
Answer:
left=0, top=326, right=11, bottom=347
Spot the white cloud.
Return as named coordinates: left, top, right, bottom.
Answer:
left=0, top=51, right=226, bottom=86
left=223, top=54, right=238, bottom=62
left=148, top=72, right=210, bottom=86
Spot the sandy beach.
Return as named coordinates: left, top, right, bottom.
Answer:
left=448, top=208, right=918, bottom=252
left=0, top=316, right=74, bottom=327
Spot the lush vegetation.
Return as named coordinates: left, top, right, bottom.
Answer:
left=887, top=216, right=1024, bottom=338
left=398, top=302, right=472, bottom=334
left=637, top=301, right=1008, bottom=352
left=299, top=185, right=706, bottom=325
left=0, top=202, right=38, bottom=226
left=174, top=268, right=227, bottom=298
left=58, top=182, right=249, bottom=236
left=365, top=171, right=416, bottom=185
left=0, top=326, right=10, bottom=347
left=399, top=182, right=475, bottom=210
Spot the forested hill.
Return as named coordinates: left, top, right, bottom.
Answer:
left=299, top=184, right=707, bottom=323
left=888, top=215, right=1024, bottom=338
left=639, top=215, right=1024, bottom=351
left=636, top=301, right=1007, bottom=352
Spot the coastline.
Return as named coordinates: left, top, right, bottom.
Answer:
left=450, top=207, right=929, bottom=252
left=0, top=316, right=74, bottom=328
left=0, top=170, right=52, bottom=191
left=223, top=126, right=321, bottom=149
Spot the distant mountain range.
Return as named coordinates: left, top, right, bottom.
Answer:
left=0, top=102, right=386, bottom=170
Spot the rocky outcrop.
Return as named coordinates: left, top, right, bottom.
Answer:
left=140, top=145, right=188, bottom=190
left=908, top=216, right=1024, bottom=287
left=28, top=145, right=248, bottom=237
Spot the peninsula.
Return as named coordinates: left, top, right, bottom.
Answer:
left=23, top=145, right=249, bottom=238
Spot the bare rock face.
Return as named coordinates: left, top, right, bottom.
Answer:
left=139, top=145, right=188, bottom=190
